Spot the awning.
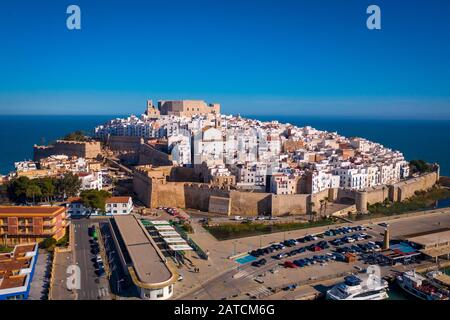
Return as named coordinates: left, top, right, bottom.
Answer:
left=163, top=237, right=187, bottom=244
left=154, top=225, right=175, bottom=231
left=169, top=244, right=193, bottom=251
left=158, top=231, right=180, bottom=237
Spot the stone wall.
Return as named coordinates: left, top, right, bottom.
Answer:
left=133, top=167, right=439, bottom=217
left=229, top=191, right=272, bottom=216
left=391, top=172, right=438, bottom=202
left=106, top=135, right=143, bottom=152
left=271, top=194, right=310, bottom=216
left=208, top=196, right=231, bottom=215
left=139, top=143, right=173, bottom=166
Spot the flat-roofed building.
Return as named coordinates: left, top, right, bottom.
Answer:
left=109, top=215, right=177, bottom=300
left=0, top=243, right=38, bottom=300
left=407, top=230, right=450, bottom=260
left=0, top=206, right=68, bottom=246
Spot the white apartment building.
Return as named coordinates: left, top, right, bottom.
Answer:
left=79, top=171, right=103, bottom=190
left=310, top=171, right=340, bottom=194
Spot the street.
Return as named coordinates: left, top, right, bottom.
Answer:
left=72, top=218, right=111, bottom=300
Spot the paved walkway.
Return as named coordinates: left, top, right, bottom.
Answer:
left=28, top=250, right=51, bottom=300
left=50, top=250, right=76, bottom=300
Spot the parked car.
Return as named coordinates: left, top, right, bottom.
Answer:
left=274, top=253, right=288, bottom=260
left=297, top=247, right=306, bottom=253
left=297, top=237, right=307, bottom=243
left=283, top=261, right=297, bottom=268
left=252, top=258, right=267, bottom=267
left=324, top=230, right=334, bottom=237
left=293, top=259, right=306, bottom=267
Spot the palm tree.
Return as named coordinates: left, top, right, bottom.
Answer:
left=319, top=199, right=325, bottom=217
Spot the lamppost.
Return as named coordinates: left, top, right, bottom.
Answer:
left=117, top=278, right=124, bottom=295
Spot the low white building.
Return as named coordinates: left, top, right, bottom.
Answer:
left=79, top=171, right=103, bottom=190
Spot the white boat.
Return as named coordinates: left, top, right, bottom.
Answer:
left=326, top=271, right=389, bottom=300
left=396, top=270, right=450, bottom=300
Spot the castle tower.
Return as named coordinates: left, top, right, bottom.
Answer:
left=146, top=100, right=160, bottom=118
left=355, top=191, right=368, bottom=214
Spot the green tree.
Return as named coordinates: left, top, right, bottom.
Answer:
left=56, top=172, right=81, bottom=198
left=7, top=176, right=31, bottom=203
left=37, top=177, right=56, bottom=202
left=26, top=184, right=42, bottom=204
left=80, top=190, right=111, bottom=215
left=62, top=130, right=90, bottom=142
left=409, top=159, right=433, bottom=174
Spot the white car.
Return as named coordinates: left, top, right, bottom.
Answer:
left=233, top=216, right=244, bottom=221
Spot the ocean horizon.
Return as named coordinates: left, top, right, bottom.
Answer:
left=0, top=114, right=449, bottom=176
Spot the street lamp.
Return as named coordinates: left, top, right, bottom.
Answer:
left=117, top=278, right=124, bottom=295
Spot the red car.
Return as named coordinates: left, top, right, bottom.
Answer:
left=312, top=246, right=322, bottom=252
left=283, top=261, right=297, bottom=268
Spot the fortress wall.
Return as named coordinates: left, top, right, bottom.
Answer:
left=169, top=166, right=202, bottom=182
left=133, top=169, right=439, bottom=216
left=106, top=135, right=143, bottom=152
left=271, top=194, right=310, bottom=216
left=209, top=196, right=231, bottom=215
left=311, top=189, right=330, bottom=208
left=152, top=182, right=186, bottom=208
left=33, top=146, right=55, bottom=161
left=229, top=191, right=271, bottom=216
left=183, top=184, right=230, bottom=211
left=33, top=140, right=101, bottom=161
left=132, top=169, right=153, bottom=207
left=364, top=187, right=389, bottom=205
left=393, top=172, right=438, bottom=202
left=139, top=143, right=173, bottom=166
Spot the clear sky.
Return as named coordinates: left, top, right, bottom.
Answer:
left=1, top=0, right=449, bottom=118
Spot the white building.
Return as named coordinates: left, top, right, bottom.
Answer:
left=67, top=196, right=133, bottom=216
left=79, top=172, right=103, bottom=191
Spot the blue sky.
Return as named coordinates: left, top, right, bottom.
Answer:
left=0, top=0, right=449, bottom=118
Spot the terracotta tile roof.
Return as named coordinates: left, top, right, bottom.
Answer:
left=0, top=206, right=65, bottom=216
left=0, top=243, right=37, bottom=290
left=67, top=197, right=82, bottom=203
left=105, top=197, right=131, bottom=204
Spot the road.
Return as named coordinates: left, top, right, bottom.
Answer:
left=72, top=218, right=111, bottom=300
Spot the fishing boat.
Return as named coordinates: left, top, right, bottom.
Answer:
left=396, top=270, right=450, bottom=300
